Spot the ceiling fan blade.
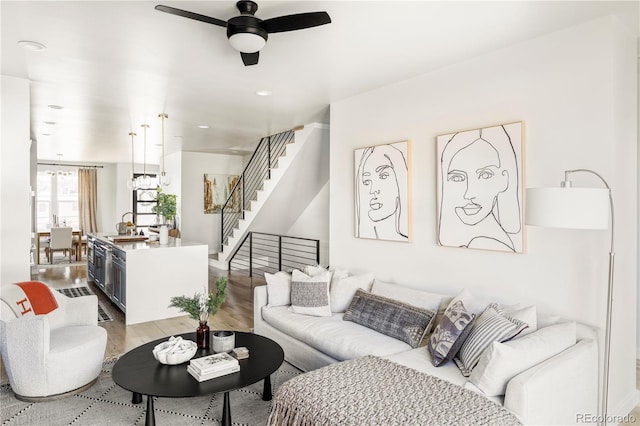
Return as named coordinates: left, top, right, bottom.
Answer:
left=241, top=52, right=259, bottom=66
left=155, top=5, right=227, bottom=28
left=262, top=12, right=331, bottom=34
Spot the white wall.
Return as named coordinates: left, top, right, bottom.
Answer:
left=179, top=152, right=244, bottom=250
left=0, top=75, right=31, bottom=283
left=287, top=182, right=330, bottom=266
left=330, top=16, right=637, bottom=416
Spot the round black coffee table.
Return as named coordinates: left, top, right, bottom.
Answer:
left=112, top=331, right=284, bottom=426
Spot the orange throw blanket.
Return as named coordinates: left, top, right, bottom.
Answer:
left=2, top=281, right=59, bottom=318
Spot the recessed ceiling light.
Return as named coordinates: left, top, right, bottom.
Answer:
left=48, top=104, right=64, bottom=110
left=41, top=133, right=51, bottom=136
left=198, top=125, right=209, bottom=129
left=256, top=90, right=272, bottom=96
left=17, top=40, right=46, bottom=51
left=44, top=121, right=56, bottom=125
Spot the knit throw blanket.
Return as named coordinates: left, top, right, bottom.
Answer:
left=268, top=356, right=521, bottom=426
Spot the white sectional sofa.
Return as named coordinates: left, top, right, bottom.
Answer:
left=254, top=275, right=599, bottom=425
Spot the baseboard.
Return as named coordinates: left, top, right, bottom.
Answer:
left=611, top=389, right=640, bottom=424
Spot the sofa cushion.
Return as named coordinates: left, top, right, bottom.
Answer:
left=290, top=270, right=332, bottom=317
left=454, top=303, right=528, bottom=376
left=343, top=289, right=436, bottom=348
left=262, top=306, right=412, bottom=361
left=427, top=299, right=475, bottom=366
left=330, top=273, right=374, bottom=313
left=264, top=271, right=292, bottom=307
left=469, top=321, right=577, bottom=396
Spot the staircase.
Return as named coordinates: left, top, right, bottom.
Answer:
left=209, top=123, right=329, bottom=270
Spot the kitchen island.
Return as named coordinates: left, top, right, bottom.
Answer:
left=87, top=233, right=208, bottom=325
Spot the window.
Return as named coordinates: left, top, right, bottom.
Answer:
left=36, top=170, right=79, bottom=231
left=132, top=174, right=157, bottom=235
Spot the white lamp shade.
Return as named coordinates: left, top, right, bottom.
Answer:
left=228, top=33, right=266, bottom=53
left=526, top=187, right=609, bottom=230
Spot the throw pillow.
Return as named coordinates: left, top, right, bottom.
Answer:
left=454, top=303, right=528, bottom=376
left=469, top=321, right=577, bottom=396
left=290, top=269, right=333, bottom=317
left=330, top=273, right=374, bottom=313
left=371, top=279, right=444, bottom=313
left=264, top=271, right=292, bottom=307
left=344, top=289, right=436, bottom=348
left=303, top=264, right=329, bottom=277
left=506, top=305, right=537, bottom=336
left=427, top=299, right=476, bottom=366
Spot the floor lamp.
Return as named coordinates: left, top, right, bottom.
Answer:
left=526, top=169, right=614, bottom=426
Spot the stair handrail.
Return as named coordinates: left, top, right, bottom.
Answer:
left=220, top=128, right=296, bottom=250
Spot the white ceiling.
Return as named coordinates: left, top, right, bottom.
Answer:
left=2, top=1, right=637, bottom=165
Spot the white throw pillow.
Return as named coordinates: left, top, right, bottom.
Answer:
left=506, top=305, right=537, bottom=336
left=468, top=321, right=577, bottom=396
left=264, top=271, right=292, bottom=307
left=371, top=279, right=443, bottom=312
left=303, top=264, right=328, bottom=277
left=330, top=273, right=375, bottom=313
left=290, top=269, right=333, bottom=317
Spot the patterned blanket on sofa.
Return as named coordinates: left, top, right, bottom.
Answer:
left=268, top=355, right=521, bottom=426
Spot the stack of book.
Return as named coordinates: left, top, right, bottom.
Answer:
left=187, top=352, right=240, bottom=382
left=232, top=347, right=249, bottom=359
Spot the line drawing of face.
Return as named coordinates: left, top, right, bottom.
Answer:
left=437, top=124, right=522, bottom=252
left=362, top=148, right=400, bottom=223
left=447, top=138, right=509, bottom=226
left=355, top=143, right=409, bottom=241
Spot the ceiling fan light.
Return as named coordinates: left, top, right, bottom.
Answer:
left=228, top=32, right=266, bottom=53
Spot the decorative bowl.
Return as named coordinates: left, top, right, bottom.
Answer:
left=152, top=336, right=197, bottom=365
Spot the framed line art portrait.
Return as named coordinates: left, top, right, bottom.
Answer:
left=354, top=140, right=411, bottom=242
left=436, top=122, right=525, bottom=253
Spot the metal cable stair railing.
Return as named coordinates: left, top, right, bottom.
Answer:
left=229, top=231, right=320, bottom=277
left=220, top=129, right=295, bottom=251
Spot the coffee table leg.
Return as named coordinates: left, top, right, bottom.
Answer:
left=221, top=391, right=231, bottom=426
left=262, top=375, right=273, bottom=401
left=145, top=395, right=156, bottom=426
left=132, top=392, right=143, bottom=404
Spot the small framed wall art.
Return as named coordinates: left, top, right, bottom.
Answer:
left=204, top=174, right=240, bottom=214
left=354, top=140, right=411, bottom=242
left=436, top=122, right=525, bottom=253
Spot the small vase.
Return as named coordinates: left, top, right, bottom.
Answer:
left=196, top=321, right=210, bottom=349
left=159, top=225, right=169, bottom=245
left=212, top=330, right=235, bottom=353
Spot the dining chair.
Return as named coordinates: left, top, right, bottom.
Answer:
left=48, top=227, right=74, bottom=263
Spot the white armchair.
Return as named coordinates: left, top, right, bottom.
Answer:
left=0, top=281, right=107, bottom=401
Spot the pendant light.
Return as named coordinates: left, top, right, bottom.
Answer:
left=136, top=123, right=152, bottom=188
left=158, top=113, right=171, bottom=186
left=126, top=132, right=137, bottom=190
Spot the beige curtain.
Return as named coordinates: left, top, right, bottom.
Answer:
left=78, top=168, right=98, bottom=233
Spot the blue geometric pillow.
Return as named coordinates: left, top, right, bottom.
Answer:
left=427, top=300, right=475, bottom=367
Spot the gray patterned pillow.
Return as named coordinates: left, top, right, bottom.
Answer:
left=290, top=269, right=333, bottom=317
left=454, top=303, right=528, bottom=376
left=427, top=300, right=475, bottom=366
left=343, top=289, right=436, bottom=348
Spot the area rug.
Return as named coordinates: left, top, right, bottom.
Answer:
left=0, top=357, right=302, bottom=425
left=56, top=287, right=113, bottom=323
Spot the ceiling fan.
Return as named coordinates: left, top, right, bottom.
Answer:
left=155, top=1, right=331, bottom=66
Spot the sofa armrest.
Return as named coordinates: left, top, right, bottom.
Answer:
left=504, top=338, right=598, bottom=425
left=254, top=285, right=268, bottom=330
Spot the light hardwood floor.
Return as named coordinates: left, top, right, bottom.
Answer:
left=3, top=263, right=640, bottom=423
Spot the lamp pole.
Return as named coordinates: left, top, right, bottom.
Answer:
left=563, top=169, right=614, bottom=426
